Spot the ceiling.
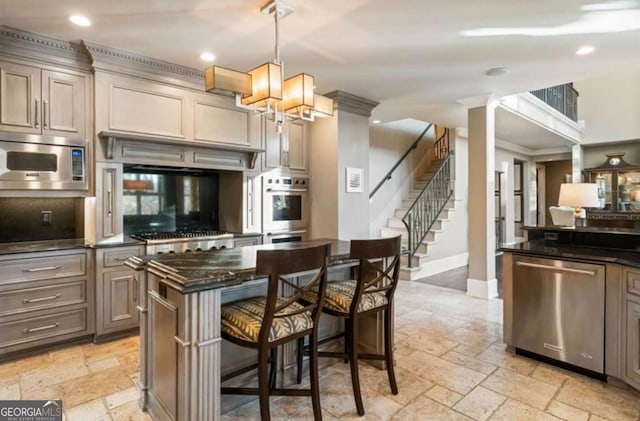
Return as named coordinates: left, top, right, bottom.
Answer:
left=2, top=0, right=640, bottom=131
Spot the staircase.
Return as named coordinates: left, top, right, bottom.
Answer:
left=379, top=157, right=456, bottom=280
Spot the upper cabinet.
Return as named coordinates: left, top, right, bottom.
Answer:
left=94, top=73, right=260, bottom=150
left=583, top=153, right=640, bottom=219
left=264, top=119, right=308, bottom=173
left=0, top=61, right=86, bottom=138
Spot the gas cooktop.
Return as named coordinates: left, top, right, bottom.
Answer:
left=132, top=230, right=233, bottom=243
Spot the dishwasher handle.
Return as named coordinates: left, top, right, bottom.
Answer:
left=515, top=261, right=596, bottom=276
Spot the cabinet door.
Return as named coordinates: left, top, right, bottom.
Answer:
left=287, top=120, right=307, bottom=172
left=97, top=163, right=123, bottom=241
left=0, top=62, right=40, bottom=133
left=626, top=300, right=640, bottom=387
left=101, top=269, right=139, bottom=333
left=41, top=70, right=85, bottom=138
left=264, top=119, right=284, bottom=169
left=194, top=96, right=249, bottom=145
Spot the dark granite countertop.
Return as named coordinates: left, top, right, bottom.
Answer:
left=0, top=238, right=90, bottom=255
left=230, top=232, right=263, bottom=239
left=524, top=225, right=640, bottom=236
left=501, top=242, right=640, bottom=269
left=133, top=239, right=353, bottom=294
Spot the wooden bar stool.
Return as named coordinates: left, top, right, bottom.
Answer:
left=220, top=243, right=330, bottom=421
left=297, top=236, right=401, bottom=416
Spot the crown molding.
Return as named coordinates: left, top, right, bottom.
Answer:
left=0, top=26, right=91, bottom=71
left=81, top=41, right=205, bottom=90
left=324, top=91, right=379, bottom=117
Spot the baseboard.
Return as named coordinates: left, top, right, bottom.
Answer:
left=400, top=253, right=468, bottom=280
left=467, top=277, right=498, bottom=299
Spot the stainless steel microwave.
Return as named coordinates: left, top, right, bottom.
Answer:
left=0, top=133, right=88, bottom=191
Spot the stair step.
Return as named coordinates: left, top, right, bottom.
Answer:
left=401, top=252, right=429, bottom=267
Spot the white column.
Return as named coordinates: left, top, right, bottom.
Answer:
left=309, top=91, right=379, bottom=240
left=572, top=144, right=584, bottom=183
left=466, top=104, right=498, bottom=298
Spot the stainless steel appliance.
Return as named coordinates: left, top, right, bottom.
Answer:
left=263, top=229, right=308, bottom=244
left=262, top=176, right=309, bottom=232
left=0, top=132, right=87, bottom=191
left=132, top=230, right=234, bottom=254
left=512, top=255, right=605, bottom=374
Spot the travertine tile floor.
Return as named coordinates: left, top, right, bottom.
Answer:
left=2, top=280, right=640, bottom=420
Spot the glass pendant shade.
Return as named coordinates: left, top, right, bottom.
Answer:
left=241, top=62, right=282, bottom=107
left=204, top=66, right=252, bottom=95
left=281, top=73, right=314, bottom=111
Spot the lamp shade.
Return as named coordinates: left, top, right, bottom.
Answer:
left=281, top=73, right=314, bottom=111
left=204, top=66, right=252, bottom=95
left=558, top=183, right=600, bottom=208
left=241, top=62, right=282, bottom=107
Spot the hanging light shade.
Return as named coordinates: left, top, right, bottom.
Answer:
left=204, top=66, right=252, bottom=95
left=281, top=73, right=315, bottom=112
left=202, top=0, right=334, bottom=127
left=312, top=94, right=334, bottom=117
left=241, top=62, right=282, bottom=107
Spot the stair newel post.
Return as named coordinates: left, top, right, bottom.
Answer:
left=406, top=212, right=413, bottom=268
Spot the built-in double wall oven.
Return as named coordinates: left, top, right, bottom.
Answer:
left=262, top=176, right=309, bottom=243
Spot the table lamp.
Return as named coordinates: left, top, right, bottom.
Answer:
left=558, top=183, right=600, bottom=227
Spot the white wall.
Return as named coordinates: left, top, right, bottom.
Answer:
left=368, top=124, right=433, bottom=237
left=574, top=68, right=640, bottom=144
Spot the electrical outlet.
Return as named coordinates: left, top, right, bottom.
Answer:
left=41, top=210, right=52, bottom=226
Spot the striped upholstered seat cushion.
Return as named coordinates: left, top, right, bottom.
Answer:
left=319, top=280, right=388, bottom=314
left=221, top=296, right=313, bottom=343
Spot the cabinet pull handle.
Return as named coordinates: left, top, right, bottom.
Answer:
left=107, top=189, right=113, bottom=216
left=43, top=100, right=47, bottom=128
left=515, top=261, right=596, bottom=276
left=23, top=322, right=60, bottom=334
left=23, top=294, right=61, bottom=304
left=34, top=99, right=39, bottom=128
left=114, top=256, right=129, bottom=261
left=133, top=276, right=138, bottom=302
left=22, top=265, right=61, bottom=273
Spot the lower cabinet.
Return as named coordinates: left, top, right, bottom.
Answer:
left=0, top=248, right=92, bottom=359
left=626, top=299, right=640, bottom=388
left=233, top=235, right=262, bottom=248
left=95, top=245, right=145, bottom=338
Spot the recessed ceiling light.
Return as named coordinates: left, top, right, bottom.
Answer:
left=576, top=46, right=595, bottom=55
left=69, top=15, right=91, bottom=27
left=200, top=52, right=216, bottom=62
left=372, top=120, right=381, bottom=124
left=485, top=67, right=510, bottom=77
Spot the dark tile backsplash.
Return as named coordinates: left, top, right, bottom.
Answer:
left=0, top=198, right=84, bottom=242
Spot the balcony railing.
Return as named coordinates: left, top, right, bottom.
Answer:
left=530, top=83, right=579, bottom=122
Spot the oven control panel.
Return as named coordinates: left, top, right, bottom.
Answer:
left=264, top=176, right=308, bottom=189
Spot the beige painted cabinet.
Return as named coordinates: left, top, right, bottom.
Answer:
left=264, top=119, right=308, bottom=173
left=95, top=246, right=145, bottom=338
left=0, top=61, right=86, bottom=138
left=96, top=162, right=124, bottom=242
left=625, top=268, right=640, bottom=389
left=193, top=93, right=256, bottom=146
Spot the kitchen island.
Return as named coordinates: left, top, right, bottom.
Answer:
left=126, top=239, right=382, bottom=421
left=501, top=226, right=640, bottom=393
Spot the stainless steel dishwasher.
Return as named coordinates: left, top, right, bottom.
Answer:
left=512, top=255, right=605, bottom=374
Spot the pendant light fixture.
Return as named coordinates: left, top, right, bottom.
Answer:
left=204, top=0, right=334, bottom=130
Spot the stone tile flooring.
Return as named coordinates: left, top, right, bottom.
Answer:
left=1, top=280, right=639, bottom=420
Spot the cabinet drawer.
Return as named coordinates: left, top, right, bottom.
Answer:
left=627, top=269, right=640, bottom=296
left=0, top=281, right=86, bottom=317
left=103, top=247, right=144, bottom=268
left=0, top=308, right=87, bottom=349
left=0, top=253, right=86, bottom=285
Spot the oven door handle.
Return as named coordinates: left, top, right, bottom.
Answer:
left=266, top=188, right=308, bottom=193
left=266, top=230, right=308, bottom=236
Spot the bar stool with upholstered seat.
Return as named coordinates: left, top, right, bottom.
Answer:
left=220, top=243, right=330, bottom=421
left=297, top=236, right=402, bottom=416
